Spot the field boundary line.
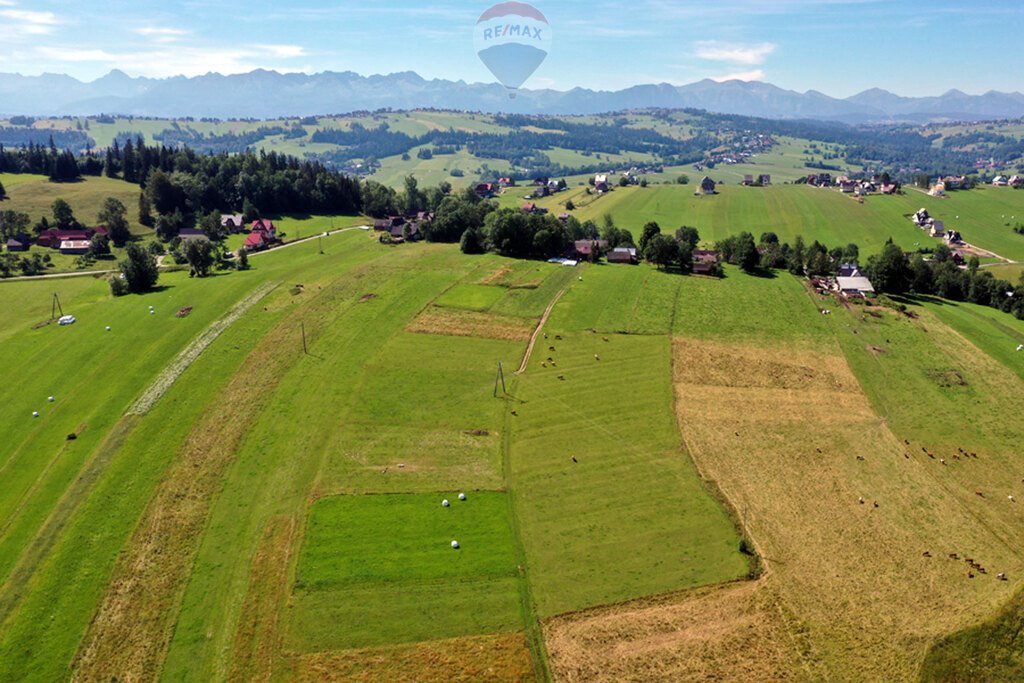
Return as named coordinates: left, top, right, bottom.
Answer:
left=515, top=278, right=573, bottom=375
left=125, top=281, right=278, bottom=416
left=500, top=377, right=552, bottom=682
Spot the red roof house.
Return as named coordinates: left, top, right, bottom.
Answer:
left=244, top=232, right=267, bottom=251
left=38, top=229, right=93, bottom=249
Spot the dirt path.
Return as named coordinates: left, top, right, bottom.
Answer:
left=515, top=279, right=572, bottom=375
left=247, top=226, right=370, bottom=259
left=126, top=281, right=278, bottom=416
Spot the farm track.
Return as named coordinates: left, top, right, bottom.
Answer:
left=126, top=281, right=278, bottom=415
left=71, top=274, right=356, bottom=680
left=228, top=516, right=298, bottom=682
left=515, top=278, right=573, bottom=375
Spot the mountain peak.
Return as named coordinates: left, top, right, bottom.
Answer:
left=0, top=69, right=1021, bottom=123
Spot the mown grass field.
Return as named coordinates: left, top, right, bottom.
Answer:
left=497, top=182, right=1024, bottom=263
left=2, top=195, right=1024, bottom=682
left=289, top=492, right=523, bottom=650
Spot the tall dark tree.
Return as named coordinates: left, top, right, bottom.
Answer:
left=867, top=241, right=912, bottom=294
left=676, top=226, right=701, bottom=250
left=0, top=179, right=6, bottom=200
left=138, top=192, right=154, bottom=227
left=119, top=243, right=159, bottom=293
left=183, top=238, right=215, bottom=277
left=98, top=197, right=131, bottom=247
left=639, top=221, right=662, bottom=257
left=51, top=198, right=78, bottom=230
left=789, top=235, right=807, bottom=275
left=646, top=234, right=679, bottom=270
left=0, top=209, right=30, bottom=240
left=735, top=232, right=760, bottom=273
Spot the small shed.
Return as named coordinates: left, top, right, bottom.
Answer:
left=6, top=235, right=29, bottom=252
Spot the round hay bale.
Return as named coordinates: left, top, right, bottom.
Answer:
left=105, top=326, right=112, bottom=331
left=442, top=499, right=450, bottom=507
left=451, top=540, right=460, bottom=549
left=458, top=493, right=467, bottom=501
left=32, top=411, right=39, bottom=418
left=48, top=396, right=55, bottom=402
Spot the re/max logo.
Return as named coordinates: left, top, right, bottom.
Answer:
left=482, top=23, right=544, bottom=41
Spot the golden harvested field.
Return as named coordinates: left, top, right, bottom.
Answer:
left=287, top=634, right=535, bottom=682
left=407, top=306, right=535, bottom=342
left=669, top=332, right=1024, bottom=680
left=544, top=581, right=804, bottom=682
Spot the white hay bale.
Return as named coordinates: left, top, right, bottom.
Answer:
left=48, top=396, right=55, bottom=402
left=458, top=493, right=467, bottom=501
left=442, top=499, right=450, bottom=507
left=451, top=540, right=460, bottom=549
left=32, top=411, right=39, bottom=417
left=106, top=326, right=112, bottom=331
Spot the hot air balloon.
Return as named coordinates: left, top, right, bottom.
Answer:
left=474, top=2, right=552, bottom=98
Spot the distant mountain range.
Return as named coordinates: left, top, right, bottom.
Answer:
left=2, top=69, right=1023, bottom=124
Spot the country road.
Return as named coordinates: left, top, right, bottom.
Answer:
left=0, top=225, right=371, bottom=284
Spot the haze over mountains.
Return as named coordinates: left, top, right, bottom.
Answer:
left=2, top=69, right=1023, bottom=124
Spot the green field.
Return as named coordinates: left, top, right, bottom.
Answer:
left=2, top=168, right=1024, bottom=680
left=0, top=173, right=150, bottom=236
left=290, top=492, right=522, bottom=649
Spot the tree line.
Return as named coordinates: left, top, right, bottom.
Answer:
left=865, top=241, right=1024, bottom=319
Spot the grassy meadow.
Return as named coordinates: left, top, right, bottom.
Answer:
left=1, top=170, right=1024, bottom=681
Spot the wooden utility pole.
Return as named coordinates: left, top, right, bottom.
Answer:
left=51, top=293, right=64, bottom=320
left=494, top=362, right=507, bottom=398
left=301, top=322, right=308, bottom=355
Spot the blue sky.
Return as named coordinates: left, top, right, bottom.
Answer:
left=1, top=0, right=1021, bottom=97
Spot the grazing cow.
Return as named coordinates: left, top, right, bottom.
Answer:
left=998, top=573, right=1008, bottom=581
left=856, top=455, right=865, bottom=461
left=859, top=497, right=865, bottom=505
left=940, top=459, right=947, bottom=466
left=572, top=456, right=578, bottom=464
left=923, top=551, right=932, bottom=558
left=949, top=553, right=959, bottom=560
left=976, top=491, right=985, bottom=498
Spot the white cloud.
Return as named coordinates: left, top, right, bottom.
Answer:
left=0, top=7, right=60, bottom=35
left=710, top=69, right=766, bottom=82
left=36, top=47, right=117, bottom=62
left=264, top=44, right=307, bottom=59
left=695, top=41, right=776, bottom=65
left=30, top=43, right=310, bottom=78
left=135, top=26, right=189, bottom=43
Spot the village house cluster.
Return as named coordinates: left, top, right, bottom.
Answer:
left=372, top=211, right=434, bottom=243
left=806, top=173, right=899, bottom=196
left=6, top=225, right=110, bottom=255
left=991, top=175, right=1024, bottom=188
